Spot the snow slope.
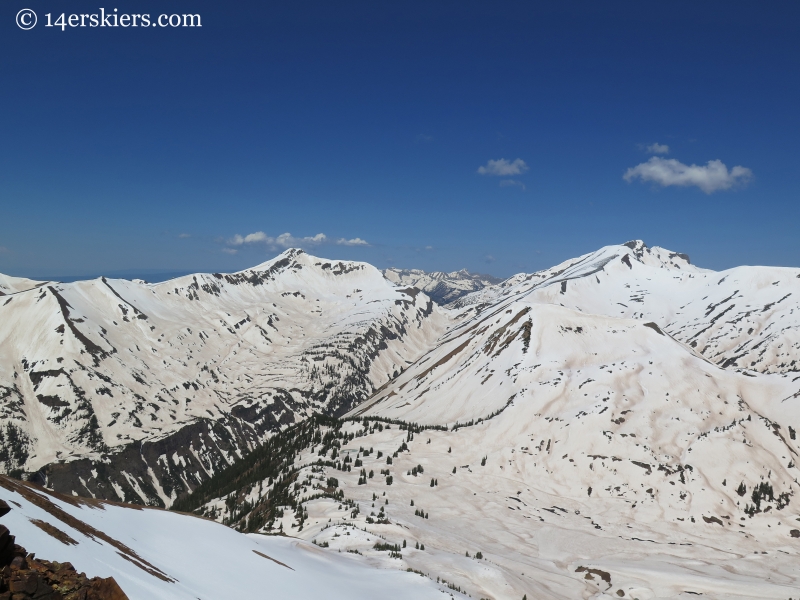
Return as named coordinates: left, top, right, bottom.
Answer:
left=0, top=249, right=449, bottom=504
left=0, top=274, right=47, bottom=296
left=455, top=240, right=800, bottom=375
left=0, top=476, right=451, bottom=600
left=383, top=268, right=501, bottom=306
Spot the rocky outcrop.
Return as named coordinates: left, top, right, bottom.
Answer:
left=0, top=500, right=127, bottom=600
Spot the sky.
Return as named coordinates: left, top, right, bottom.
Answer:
left=1, top=1, right=799, bottom=280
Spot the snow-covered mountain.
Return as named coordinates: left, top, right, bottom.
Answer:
left=382, top=268, right=501, bottom=306
left=4, top=239, right=800, bottom=598
left=0, top=249, right=448, bottom=505
left=454, top=240, right=800, bottom=375
left=177, top=241, right=800, bottom=599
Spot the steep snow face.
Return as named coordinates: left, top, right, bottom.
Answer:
left=0, top=274, right=48, bottom=295
left=455, top=240, right=800, bottom=375
left=0, top=249, right=450, bottom=501
left=0, top=476, right=450, bottom=600
left=350, top=300, right=797, bottom=427
left=383, top=268, right=501, bottom=306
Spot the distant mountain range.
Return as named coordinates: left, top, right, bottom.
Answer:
left=1, top=241, right=799, bottom=599
left=382, top=267, right=502, bottom=306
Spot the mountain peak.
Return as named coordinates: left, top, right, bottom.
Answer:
left=246, top=248, right=307, bottom=272
left=620, top=239, right=692, bottom=266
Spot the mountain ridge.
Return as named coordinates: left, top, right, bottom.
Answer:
left=0, top=249, right=449, bottom=505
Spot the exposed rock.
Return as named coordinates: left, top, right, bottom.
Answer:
left=0, top=522, right=128, bottom=600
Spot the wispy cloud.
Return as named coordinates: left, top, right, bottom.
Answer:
left=499, top=179, right=526, bottom=191
left=221, top=247, right=238, bottom=255
left=645, top=143, right=669, bottom=155
left=416, top=134, right=434, bottom=143
left=336, top=237, right=369, bottom=246
left=0, top=246, right=9, bottom=254
left=178, top=233, right=191, bottom=238
left=623, top=157, right=753, bottom=194
left=477, top=158, right=528, bottom=176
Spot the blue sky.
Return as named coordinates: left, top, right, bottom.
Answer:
left=2, top=1, right=798, bottom=280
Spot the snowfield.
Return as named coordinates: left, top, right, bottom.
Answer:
left=0, top=476, right=451, bottom=600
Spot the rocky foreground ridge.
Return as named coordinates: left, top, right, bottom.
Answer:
left=0, top=500, right=127, bottom=600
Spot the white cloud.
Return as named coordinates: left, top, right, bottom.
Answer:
left=247, top=231, right=271, bottom=243
left=275, top=232, right=327, bottom=247
left=623, top=157, right=753, bottom=194
left=336, top=237, right=369, bottom=246
left=477, top=158, right=529, bottom=176
left=229, top=231, right=271, bottom=245
left=222, top=247, right=238, bottom=255
left=499, top=179, right=526, bottom=191
left=178, top=233, right=191, bottom=239
left=227, top=231, right=336, bottom=250
left=227, top=231, right=369, bottom=250
left=646, top=143, right=670, bottom=155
